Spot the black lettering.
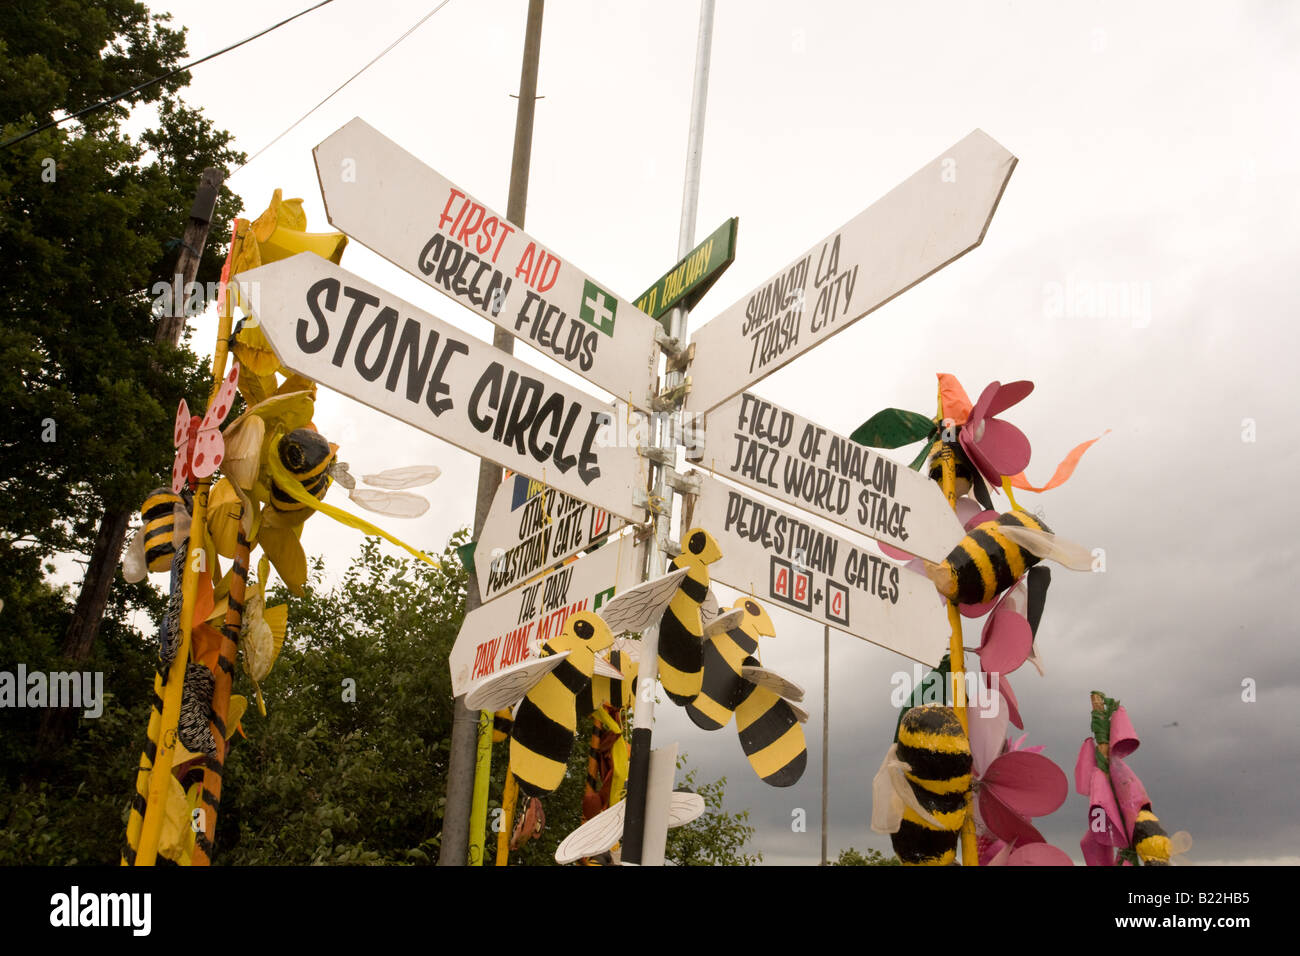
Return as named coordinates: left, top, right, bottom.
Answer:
left=298, top=277, right=338, bottom=353
left=354, top=305, right=398, bottom=382
left=333, top=286, right=379, bottom=367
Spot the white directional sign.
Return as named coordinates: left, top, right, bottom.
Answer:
left=477, top=472, right=620, bottom=605
left=450, top=536, right=646, bottom=697
left=314, top=118, right=661, bottom=409
left=236, top=254, right=645, bottom=522
left=697, top=391, right=963, bottom=562
left=690, top=473, right=949, bottom=666
left=684, top=130, right=1017, bottom=415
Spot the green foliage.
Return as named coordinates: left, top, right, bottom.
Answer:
left=832, top=846, right=900, bottom=866
left=664, top=764, right=761, bottom=866
left=218, top=536, right=469, bottom=865
left=0, top=0, right=243, bottom=568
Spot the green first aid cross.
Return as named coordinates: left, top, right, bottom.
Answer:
left=580, top=280, right=617, bottom=336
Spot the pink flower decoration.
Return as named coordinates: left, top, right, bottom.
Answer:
left=976, top=577, right=1034, bottom=675
left=982, top=836, right=1074, bottom=866
left=972, top=730, right=1068, bottom=847
left=1075, top=705, right=1151, bottom=866
left=959, top=381, right=1034, bottom=488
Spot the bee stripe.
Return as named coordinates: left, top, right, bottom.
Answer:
left=743, top=721, right=807, bottom=785
left=679, top=574, right=709, bottom=604
left=1133, top=808, right=1171, bottom=865
left=894, top=816, right=959, bottom=865
left=512, top=696, right=576, bottom=765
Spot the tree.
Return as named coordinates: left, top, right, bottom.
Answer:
left=832, top=846, right=900, bottom=866
left=0, top=1, right=244, bottom=671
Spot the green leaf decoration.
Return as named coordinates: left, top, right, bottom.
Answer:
left=850, top=408, right=936, bottom=449
left=455, top=541, right=477, bottom=576
left=909, top=441, right=937, bottom=472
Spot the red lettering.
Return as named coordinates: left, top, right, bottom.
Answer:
left=439, top=188, right=466, bottom=233
left=457, top=203, right=485, bottom=245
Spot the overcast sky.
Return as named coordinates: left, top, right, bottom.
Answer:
left=116, top=0, right=1300, bottom=864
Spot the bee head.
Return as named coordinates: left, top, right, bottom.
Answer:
left=733, top=597, right=776, bottom=639
left=566, top=611, right=614, bottom=653
left=680, top=527, right=723, bottom=565
left=279, top=428, right=334, bottom=473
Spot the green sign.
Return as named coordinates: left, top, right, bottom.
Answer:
left=635, top=217, right=738, bottom=332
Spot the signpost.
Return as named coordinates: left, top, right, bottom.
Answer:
left=476, top=472, right=619, bottom=604
left=634, top=217, right=738, bottom=333
left=314, top=118, right=662, bottom=410
left=683, top=130, right=1017, bottom=415
left=695, top=391, right=963, bottom=562
left=449, top=536, right=645, bottom=697
left=689, top=473, right=950, bottom=666
left=237, top=253, right=646, bottom=523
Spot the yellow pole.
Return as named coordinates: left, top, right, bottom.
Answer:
left=132, top=306, right=235, bottom=866
left=134, top=483, right=208, bottom=865
left=467, top=709, right=492, bottom=865
left=934, top=396, right=978, bottom=867
left=495, top=771, right=518, bottom=866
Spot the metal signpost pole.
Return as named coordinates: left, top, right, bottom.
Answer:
left=621, top=0, right=716, bottom=866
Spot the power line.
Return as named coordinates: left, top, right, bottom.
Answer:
left=1, top=0, right=338, bottom=150
left=233, top=0, right=456, bottom=174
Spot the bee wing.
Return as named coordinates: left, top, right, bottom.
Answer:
left=786, top=700, right=810, bottom=724
left=330, top=462, right=356, bottom=490
left=592, top=655, right=623, bottom=680
left=667, top=791, right=706, bottom=827
left=555, top=799, right=626, bottom=864
left=699, top=588, right=720, bottom=626
left=359, top=465, right=441, bottom=489
left=741, top=665, right=805, bottom=703
left=122, top=529, right=148, bottom=583
left=464, top=652, right=571, bottom=712
left=347, top=487, right=429, bottom=518
left=1169, top=830, right=1194, bottom=863
left=597, top=567, right=689, bottom=635
left=703, top=607, right=745, bottom=637
left=221, top=415, right=265, bottom=490
left=998, top=525, right=1094, bottom=571
left=172, top=503, right=192, bottom=548
left=871, top=744, right=945, bottom=834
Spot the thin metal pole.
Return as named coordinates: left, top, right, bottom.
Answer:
left=439, top=0, right=545, bottom=867
left=821, top=624, right=829, bottom=865
left=622, top=0, right=716, bottom=866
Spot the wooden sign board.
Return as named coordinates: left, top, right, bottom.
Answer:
left=689, top=473, right=949, bottom=666
left=634, top=217, right=738, bottom=332
left=314, top=118, right=660, bottom=409
left=449, top=536, right=646, bottom=697
left=477, top=472, right=620, bottom=604
left=684, top=130, right=1016, bottom=415
left=696, top=391, right=963, bottom=562
left=236, top=254, right=645, bottom=522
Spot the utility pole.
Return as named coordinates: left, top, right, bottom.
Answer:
left=621, top=0, right=716, bottom=865
left=821, top=624, right=829, bottom=865
left=59, top=168, right=224, bottom=667
left=439, top=0, right=545, bottom=866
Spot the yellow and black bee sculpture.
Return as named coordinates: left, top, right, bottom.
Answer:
left=657, top=527, right=722, bottom=706
left=876, top=705, right=972, bottom=866
left=687, top=597, right=808, bottom=787
left=509, top=611, right=615, bottom=799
